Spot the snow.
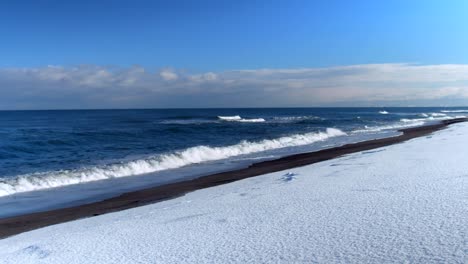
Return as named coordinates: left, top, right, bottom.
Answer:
left=1, top=123, right=467, bottom=263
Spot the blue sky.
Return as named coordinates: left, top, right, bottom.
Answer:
left=0, top=0, right=468, bottom=109
left=1, top=0, right=467, bottom=70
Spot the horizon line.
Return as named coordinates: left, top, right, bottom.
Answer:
left=1, top=106, right=467, bottom=111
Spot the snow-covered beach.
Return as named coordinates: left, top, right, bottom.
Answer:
left=1, top=121, right=467, bottom=263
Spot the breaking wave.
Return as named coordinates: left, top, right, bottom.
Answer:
left=354, top=114, right=464, bottom=134
left=218, top=115, right=265, bottom=123
left=0, top=128, right=346, bottom=196
left=353, top=121, right=425, bottom=133
left=379, top=111, right=389, bottom=115
left=218, top=115, right=242, bottom=121
left=428, top=113, right=447, bottom=117
left=420, top=112, right=447, bottom=118
left=441, top=110, right=468, bottom=113
left=400, top=114, right=465, bottom=124
left=272, top=116, right=322, bottom=123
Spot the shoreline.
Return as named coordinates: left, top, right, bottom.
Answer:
left=1, top=118, right=466, bottom=239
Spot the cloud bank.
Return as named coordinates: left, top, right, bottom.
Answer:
left=1, top=63, right=468, bottom=109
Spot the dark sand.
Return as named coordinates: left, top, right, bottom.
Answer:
left=1, top=118, right=466, bottom=239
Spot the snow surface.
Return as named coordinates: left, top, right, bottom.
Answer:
left=1, top=123, right=467, bottom=263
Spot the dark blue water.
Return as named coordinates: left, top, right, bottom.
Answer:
left=0, top=107, right=466, bottom=200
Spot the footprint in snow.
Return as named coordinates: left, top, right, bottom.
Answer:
left=281, top=172, right=298, bottom=182
left=21, top=245, right=50, bottom=259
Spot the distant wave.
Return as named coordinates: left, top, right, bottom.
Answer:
left=420, top=113, right=447, bottom=118
left=160, top=115, right=321, bottom=125
left=160, top=119, right=217, bottom=125
left=217, top=115, right=323, bottom=124
left=441, top=110, right=468, bottom=113
left=160, top=115, right=266, bottom=124
left=379, top=110, right=389, bottom=115
left=0, top=128, right=346, bottom=196
left=218, top=115, right=242, bottom=121
left=430, top=113, right=447, bottom=117
left=353, top=121, right=425, bottom=133
left=218, top=115, right=265, bottom=123
left=354, top=114, right=463, bottom=134
left=236, top=118, right=266, bottom=123
left=400, top=118, right=427, bottom=123
left=400, top=118, right=437, bottom=123
left=272, top=116, right=322, bottom=123
left=400, top=114, right=464, bottom=123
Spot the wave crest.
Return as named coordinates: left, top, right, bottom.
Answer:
left=353, top=121, right=425, bottom=133
left=218, top=115, right=265, bottom=123
left=441, top=110, right=468, bottom=113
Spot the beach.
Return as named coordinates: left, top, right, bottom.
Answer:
left=3, top=2, right=468, bottom=262
left=0, top=118, right=466, bottom=241
left=0, top=118, right=466, bottom=263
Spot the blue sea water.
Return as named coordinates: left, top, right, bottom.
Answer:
left=0, top=107, right=466, bottom=216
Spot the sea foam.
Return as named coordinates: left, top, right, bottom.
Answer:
left=441, top=110, right=468, bottom=113
left=0, top=128, right=346, bottom=196
left=218, top=115, right=265, bottom=123
left=218, top=115, right=242, bottom=121
left=353, top=121, right=425, bottom=133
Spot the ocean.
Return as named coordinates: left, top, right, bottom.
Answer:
left=0, top=107, right=466, bottom=216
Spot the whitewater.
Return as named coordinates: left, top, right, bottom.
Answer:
left=0, top=128, right=345, bottom=197
left=218, top=115, right=266, bottom=122
left=1, top=116, right=466, bottom=263
left=0, top=108, right=466, bottom=216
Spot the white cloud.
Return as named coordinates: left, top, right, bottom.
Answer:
left=1, top=63, right=468, bottom=109
left=159, top=69, right=178, bottom=81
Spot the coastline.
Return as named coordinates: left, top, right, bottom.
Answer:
left=0, top=118, right=466, bottom=239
